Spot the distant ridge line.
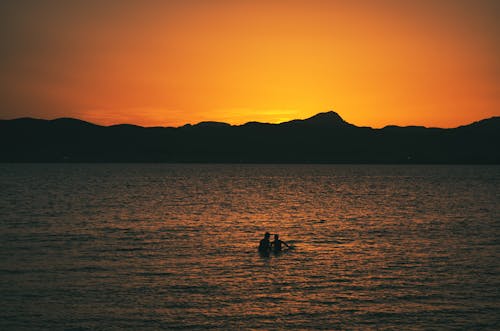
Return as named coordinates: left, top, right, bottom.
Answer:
left=3, top=111, right=499, bottom=130
left=1, top=111, right=499, bottom=163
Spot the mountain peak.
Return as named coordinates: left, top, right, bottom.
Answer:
left=194, top=121, right=232, bottom=128
left=282, top=110, right=354, bottom=128
left=306, top=111, right=345, bottom=123
left=51, top=117, right=100, bottom=128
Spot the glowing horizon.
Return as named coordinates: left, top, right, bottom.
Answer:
left=1, top=1, right=499, bottom=128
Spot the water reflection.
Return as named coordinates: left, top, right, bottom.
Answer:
left=0, top=164, right=499, bottom=329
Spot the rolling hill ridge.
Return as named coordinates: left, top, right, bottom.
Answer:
left=1, top=111, right=499, bottom=163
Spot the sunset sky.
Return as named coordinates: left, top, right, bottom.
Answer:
left=1, top=0, right=499, bottom=128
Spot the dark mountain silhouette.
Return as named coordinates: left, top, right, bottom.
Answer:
left=281, top=111, right=354, bottom=128
left=0, top=111, right=498, bottom=163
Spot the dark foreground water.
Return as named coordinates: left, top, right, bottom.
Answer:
left=1, top=164, right=499, bottom=330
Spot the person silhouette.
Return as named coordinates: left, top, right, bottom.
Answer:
left=271, top=234, right=289, bottom=253
left=258, top=232, right=271, bottom=255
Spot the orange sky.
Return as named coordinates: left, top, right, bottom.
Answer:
left=0, top=0, right=499, bottom=128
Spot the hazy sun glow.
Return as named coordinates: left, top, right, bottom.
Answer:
left=0, top=0, right=499, bottom=127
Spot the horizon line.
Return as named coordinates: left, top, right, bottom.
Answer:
left=1, top=110, right=499, bottom=130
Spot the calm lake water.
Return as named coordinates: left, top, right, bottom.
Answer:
left=1, top=164, right=499, bottom=330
